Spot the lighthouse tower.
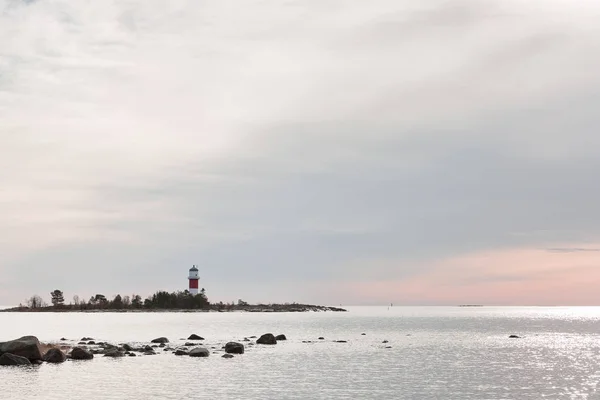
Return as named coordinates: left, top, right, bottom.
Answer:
left=188, top=265, right=200, bottom=295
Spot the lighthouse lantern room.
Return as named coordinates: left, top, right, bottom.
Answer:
left=188, top=265, right=200, bottom=295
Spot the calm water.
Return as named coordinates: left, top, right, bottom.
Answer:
left=2, top=306, right=600, bottom=399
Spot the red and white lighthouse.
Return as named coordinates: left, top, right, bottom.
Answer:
left=188, top=265, right=200, bottom=295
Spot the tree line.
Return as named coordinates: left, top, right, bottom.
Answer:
left=22, top=288, right=210, bottom=310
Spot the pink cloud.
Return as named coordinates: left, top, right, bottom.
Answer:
left=340, top=245, right=600, bottom=305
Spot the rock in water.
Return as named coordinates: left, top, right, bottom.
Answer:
left=174, top=349, right=189, bottom=356
left=222, top=354, right=234, bottom=359
left=188, top=334, right=204, bottom=340
left=151, top=337, right=169, bottom=344
left=224, top=342, right=245, bottom=354
left=509, top=335, right=521, bottom=339
left=104, top=350, right=125, bottom=358
left=70, top=347, right=94, bottom=360
left=0, top=336, right=43, bottom=361
left=0, top=353, right=32, bottom=366
left=43, top=348, right=66, bottom=363
left=256, top=334, right=277, bottom=345
left=189, top=347, right=210, bottom=357
left=122, top=344, right=133, bottom=351
left=275, top=334, right=287, bottom=341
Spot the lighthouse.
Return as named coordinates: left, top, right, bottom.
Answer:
left=188, top=265, right=200, bottom=295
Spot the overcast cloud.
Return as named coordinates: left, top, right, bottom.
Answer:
left=2, top=0, right=600, bottom=306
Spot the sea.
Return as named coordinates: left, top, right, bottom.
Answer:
left=1, top=306, right=600, bottom=399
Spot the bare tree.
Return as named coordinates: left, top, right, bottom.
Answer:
left=73, top=295, right=80, bottom=306
left=27, top=295, right=47, bottom=309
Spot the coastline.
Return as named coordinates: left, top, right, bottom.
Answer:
left=0, top=303, right=347, bottom=313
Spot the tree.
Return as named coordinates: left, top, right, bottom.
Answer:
left=122, top=295, right=131, bottom=307
left=73, top=295, right=80, bottom=306
left=50, top=290, right=65, bottom=307
left=111, top=294, right=123, bottom=309
left=27, top=295, right=47, bottom=309
left=131, top=294, right=142, bottom=308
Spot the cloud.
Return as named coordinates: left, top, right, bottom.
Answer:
left=1, top=0, right=600, bottom=305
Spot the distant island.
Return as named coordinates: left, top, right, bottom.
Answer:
left=1, top=289, right=347, bottom=313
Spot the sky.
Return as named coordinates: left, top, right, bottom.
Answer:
left=2, top=0, right=600, bottom=306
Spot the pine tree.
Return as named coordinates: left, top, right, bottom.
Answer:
left=50, top=290, right=65, bottom=307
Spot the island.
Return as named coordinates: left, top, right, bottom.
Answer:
left=1, top=290, right=347, bottom=313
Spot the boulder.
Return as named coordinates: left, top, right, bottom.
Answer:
left=222, top=354, right=234, bottom=359
left=188, top=334, right=204, bottom=340
left=122, top=344, right=133, bottom=351
left=318, top=337, right=325, bottom=340
left=70, top=347, right=94, bottom=360
left=256, top=334, right=277, bottom=345
left=60, top=338, right=68, bottom=341
left=0, top=353, right=32, bottom=366
left=189, top=347, right=210, bottom=357
left=275, top=334, right=287, bottom=341
left=144, top=345, right=153, bottom=352
left=509, top=335, right=521, bottom=339
left=224, top=342, right=245, bottom=354
left=335, top=340, right=347, bottom=343
left=144, top=350, right=156, bottom=355
left=43, top=348, right=66, bottom=363
left=128, top=353, right=137, bottom=357
left=184, top=342, right=196, bottom=347
left=104, top=350, right=125, bottom=358
left=80, top=337, right=93, bottom=341
left=87, top=341, right=96, bottom=345
left=361, top=333, right=366, bottom=336
left=151, top=337, right=169, bottom=344
left=174, top=349, right=189, bottom=356
left=159, top=343, right=165, bottom=348
left=0, top=336, right=43, bottom=361
left=382, top=340, right=389, bottom=344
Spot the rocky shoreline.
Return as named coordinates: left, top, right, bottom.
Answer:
left=0, top=331, right=371, bottom=366
left=1, top=303, right=347, bottom=313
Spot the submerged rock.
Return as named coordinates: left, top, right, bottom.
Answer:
left=0, top=336, right=43, bottom=361
left=0, top=353, right=32, bottom=366
left=104, top=350, right=125, bottom=358
left=43, top=348, right=66, bottom=363
left=225, top=342, right=244, bottom=354
left=70, top=347, right=94, bottom=360
left=256, top=334, right=277, bottom=345
left=189, top=347, right=210, bottom=358
left=222, top=354, right=234, bottom=359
